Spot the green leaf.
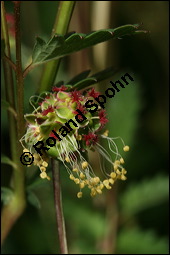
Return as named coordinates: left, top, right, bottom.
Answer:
left=120, top=175, right=169, bottom=217
left=70, top=67, right=117, bottom=91
left=68, top=70, right=91, bottom=85
left=70, top=77, right=97, bottom=91
left=32, top=24, right=148, bottom=66
left=89, top=67, right=117, bottom=83
left=53, top=67, right=116, bottom=91
left=1, top=187, right=14, bottom=205
left=1, top=99, right=17, bottom=118
left=1, top=155, right=17, bottom=169
left=27, top=191, right=41, bottom=209
left=117, top=227, right=169, bottom=254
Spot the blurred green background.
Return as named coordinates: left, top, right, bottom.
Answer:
left=1, top=1, right=169, bottom=254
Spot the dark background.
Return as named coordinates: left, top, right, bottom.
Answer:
left=1, top=1, right=169, bottom=254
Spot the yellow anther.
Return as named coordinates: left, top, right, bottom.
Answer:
left=73, top=168, right=79, bottom=172
left=123, top=145, right=130, bottom=152
left=79, top=182, right=85, bottom=189
left=74, top=178, right=80, bottom=184
left=94, top=177, right=100, bottom=184
left=110, top=172, right=116, bottom=179
left=99, top=183, right=104, bottom=190
left=23, top=148, right=29, bottom=153
left=77, top=192, right=83, bottom=198
left=82, top=161, right=88, bottom=169
left=77, top=135, right=82, bottom=140
left=120, top=158, right=124, bottom=164
left=46, top=176, right=51, bottom=181
left=103, top=180, right=109, bottom=187
left=33, top=153, right=40, bottom=159
left=103, top=130, right=109, bottom=137
left=90, top=188, right=97, bottom=197
left=109, top=178, right=114, bottom=184
left=115, top=160, right=120, bottom=165
left=96, top=188, right=102, bottom=194
left=85, top=180, right=89, bottom=185
left=69, top=174, right=74, bottom=180
left=120, top=174, right=127, bottom=180
left=113, top=164, right=118, bottom=171
left=40, top=166, right=46, bottom=172
left=39, top=159, right=43, bottom=165
left=90, top=177, right=97, bottom=185
left=116, top=169, right=121, bottom=175
left=40, top=172, right=47, bottom=179
left=106, top=185, right=112, bottom=190
left=65, top=157, right=70, bottom=163
left=42, top=161, right=48, bottom=167
left=80, top=172, right=85, bottom=179
left=122, top=168, right=127, bottom=175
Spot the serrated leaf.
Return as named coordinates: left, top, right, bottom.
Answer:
left=27, top=191, right=41, bottom=209
left=1, top=187, right=14, bottom=205
left=120, top=175, right=169, bottom=217
left=32, top=24, right=147, bottom=66
left=117, top=227, right=168, bottom=254
left=1, top=155, right=17, bottom=169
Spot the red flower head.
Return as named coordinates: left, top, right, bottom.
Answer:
left=71, top=90, right=83, bottom=102
left=49, top=130, right=59, bottom=140
left=83, top=132, right=98, bottom=147
left=88, top=88, right=100, bottom=98
left=52, top=85, right=67, bottom=92
left=99, top=110, right=108, bottom=126
left=42, top=106, right=54, bottom=116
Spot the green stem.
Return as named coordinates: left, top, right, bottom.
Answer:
left=4, top=55, right=16, bottom=71
left=1, top=1, right=26, bottom=245
left=1, top=1, right=15, bottom=109
left=15, top=2, right=25, bottom=140
left=38, top=1, right=76, bottom=93
left=51, top=159, right=68, bottom=254
left=23, top=62, right=33, bottom=78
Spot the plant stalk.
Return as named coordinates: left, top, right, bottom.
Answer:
left=38, top=1, right=76, bottom=93
left=1, top=1, right=26, bottom=245
left=51, top=159, right=68, bottom=254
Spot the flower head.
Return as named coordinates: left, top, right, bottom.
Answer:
left=20, top=86, right=129, bottom=198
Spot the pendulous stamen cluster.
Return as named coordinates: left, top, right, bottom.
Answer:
left=20, top=85, right=129, bottom=198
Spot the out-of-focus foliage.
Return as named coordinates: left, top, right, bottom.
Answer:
left=1, top=1, right=169, bottom=254
left=117, top=227, right=168, bottom=254
left=120, top=175, right=169, bottom=217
